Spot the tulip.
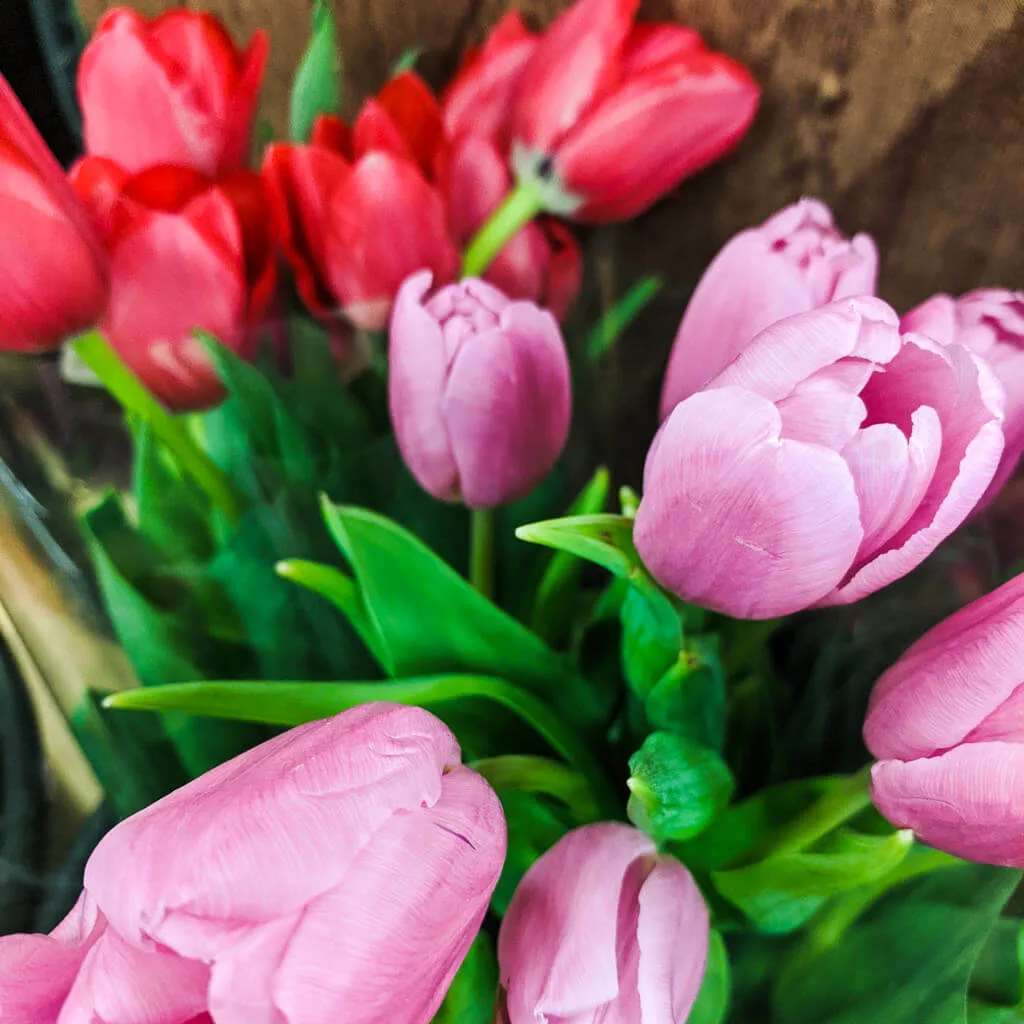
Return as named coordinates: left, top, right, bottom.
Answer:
left=0, top=74, right=108, bottom=352
left=498, top=822, right=709, bottom=1024
left=78, top=8, right=268, bottom=176
left=0, top=703, right=507, bottom=1024
left=904, top=289, right=1024, bottom=504
left=865, top=573, right=1024, bottom=866
left=72, top=158, right=277, bottom=411
left=444, top=0, right=759, bottom=224
left=634, top=297, right=1004, bottom=619
left=660, top=198, right=878, bottom=417
left=389, top=272, right=571, bottom=508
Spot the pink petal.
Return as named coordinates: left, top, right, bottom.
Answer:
left=635, top=387, right=863, bottom=619
left=499, top=823, right=656, bottom=1022
left=777, top=387, right=866, bottom=450
left=620, top=23, right=703, bottom=75
left=871, top=743, right=1024, bottom=867
left=833, top=234, right=879, bottom=298
left=901, top=294, right=958, bottom=346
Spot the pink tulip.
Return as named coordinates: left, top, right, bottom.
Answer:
left=635, top=297, right=1005, bottom=619
left=389, top=272, right=572, bottom=508
left=78, top=8, right=268, bottom=176
left=865, top=573, right=1024, bottom=866
left=660, top=198, right=878, bottom=417
left=498, top=823, right=709, bottom=1024
left=0, top=703, right=506, bottom=1024
left=904, top=290, right=1024, bottom=504
left=0, top=74, right=108, bottom=352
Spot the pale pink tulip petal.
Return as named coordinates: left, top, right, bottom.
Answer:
left=777, top=388, right=866, bottom=449
left=966, top=682, right=1024, bottom=744
left=635, top=387, right=863, bottom=619
left=901, top=294, right=958, bottom=346
left=0, top=928, right=98, bottom=1024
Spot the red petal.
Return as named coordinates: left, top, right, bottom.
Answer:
left=312, top=114, right=353, bottom=158
left=363, top=73, right=447, bottom=180
left=540, top=218, right=582, bottom=321
left=122, top=164, right=212, bottom=212
left=353, top=99, right=415, bottom=164
left=620, top=23, right=704, bottom=76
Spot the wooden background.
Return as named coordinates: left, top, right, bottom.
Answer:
left=74, top=0, right=1024, bottom=481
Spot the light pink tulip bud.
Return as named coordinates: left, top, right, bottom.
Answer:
left=498, top=823, right=709, bottom=1024
left=0, top=704, right=506, bottom=1024
left=660, top=199, right=878, bottom=418
left=636, top=296, right=1005, bottom=619
left=904, top=290, right=1024, bottom=504
left=389, top=271, right=572, bottom=508
left=865, top=573, right=1024, bottom=867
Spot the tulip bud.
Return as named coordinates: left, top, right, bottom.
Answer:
left=0, top=75, right=108, bottom=352
left=635, top=297, right=1004, bottom=618
left=78, top=8, right=268, bottom=176
left=389, top=271, right=572, bottom=508
left=661, top=199, right=878, bottom=417
left=903, top=290, right=1024, bottom=504
left=0, top=704, right=507, bottom=1023
left=498, top=823, right=709, bottom=1024
left=865, top=573, right=1024, bottom=867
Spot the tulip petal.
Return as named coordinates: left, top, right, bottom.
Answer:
left=636, top=387, right=863, bottom=618
left=872, top=743, right=1024, bottom=867
left=499, top=823, right=656, bottom=1022
left=443, top=302, right=571, bottom=508
left=269, top=766, right=505, bottom=1024
left=620, top=23, right=703, bottom=75
left=369, top=72, right=446, bottom=179
left=777, top=388, right=866, bottom=450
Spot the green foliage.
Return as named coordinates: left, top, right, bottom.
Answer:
left=432, top=932, right=499, bottom=1024
left=289, top=0, right=342, bottom=142
left=689, top=930, right=731, bottom=1024
left=492, top=792, right=570, bottom=915
left=645, top=635, right=725, bottom=752
left=620, top=584, right=680, bottom=698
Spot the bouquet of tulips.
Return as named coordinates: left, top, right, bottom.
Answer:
left=2, top=0, right=1024, bottom=1021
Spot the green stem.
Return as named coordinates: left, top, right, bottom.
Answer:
left=104, top=674, right=620, bottom=818
left=470, top=755, right=601, bottom=823
left=756, top=764, right=874, bottom=859
left=470, top=508, right=496, bottom=600
left=73, top=332, right=245, bottom=524
left=461, top=179, right=546, bottom=279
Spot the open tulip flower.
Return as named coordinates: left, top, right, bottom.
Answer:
left=71, top=157, right=277, bottom=411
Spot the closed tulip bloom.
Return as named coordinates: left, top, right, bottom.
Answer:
left=498, top=823, right=709, bottom=1024
left=0, top=75, right=107, bottom=352
left=635, top=297, right=1004, bottom=619
left=904, top=290, right=1024, bottom=504
left=0, top=703, right=506, bottom=1024
left=389, top=272, right=571, bottom=508
left=661, top=199, right=878, bottom=417
left=865, top=573, right=1024, bottom=866
left=78, top=8, right=267, bottom=176
left=72, top=158, right=277, bottom=410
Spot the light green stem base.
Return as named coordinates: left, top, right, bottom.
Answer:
left=461, top=180, right=546, bottom=279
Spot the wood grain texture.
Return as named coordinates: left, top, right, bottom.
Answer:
left=74, top=0, right=1024, bottom=479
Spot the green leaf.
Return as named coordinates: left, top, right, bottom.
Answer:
left=391, top=47, right=423, bottom=76
left=586, top=275, right=662, bottom=361
left=627, top=732, right=733, bottom=842
left=688, top=930, right=731, bottom=1024
left=289, top=0, right=342, bottom=142
left=432, top=931, right=498, bottom=1024
left=645, top=635, right=726, bottom=751
left=774, top=865, right=1022, bottom=1024
left=713, top=829, right=914, bottom=935
left=620, top=584, right=680, bottom=698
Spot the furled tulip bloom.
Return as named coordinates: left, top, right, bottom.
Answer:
left=72, top=158, right=276, bottom=410
left=0, top=75, right=107, bottom=352
left=865, top=573, right=1024, bottom=866
left=389, top=272, right=571, bottom=508
left=498, top=823, right=709, bottom=1024
left=635, top=297, right=1005, bottom=619
left=263, top=72, right=459, bottom=330
left=904, top=290, right=1024, bottom=504
left=0, top=703, right=506, bottom=1024
left=444, top=0, right=759, bottom=223
left=78, top=8, right=267, bottom=176
left=660, top=198, right=878, bottom=417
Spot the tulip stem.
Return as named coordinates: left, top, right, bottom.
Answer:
left=461, top=179, right=546, bottom=279
left=72, top=332, right=245, bottom=525
left=470, top=508, right=496, bottom=600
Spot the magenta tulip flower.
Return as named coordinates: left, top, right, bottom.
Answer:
left=865, top=573, right=1024, bottom=866
left=904, top=289, right=1024, bottom=504
left=660, top=198, right=878, bottom=417
left=498, top=823, right=709, bottom=1024
left=635, top=296, right=1004, bottom=619
left=0, top=704, right=506, bottom=1024
left=388, top=271, right=572, bottom=508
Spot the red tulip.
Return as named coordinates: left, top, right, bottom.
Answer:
left=0, top=75, right=107, bottom=352
left=72, top=158, right=276, bottom=411
left=78, top=8, right=267, bottom=176
left=443, top=0, right=760, bottom=223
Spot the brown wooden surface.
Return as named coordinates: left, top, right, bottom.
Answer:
left=75, top=0, right=1024, bottom=481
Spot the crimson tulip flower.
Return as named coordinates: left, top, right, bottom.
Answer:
left=444, top=0, right=760, bottom=223
left=72, top=158, right=277, bottom=411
